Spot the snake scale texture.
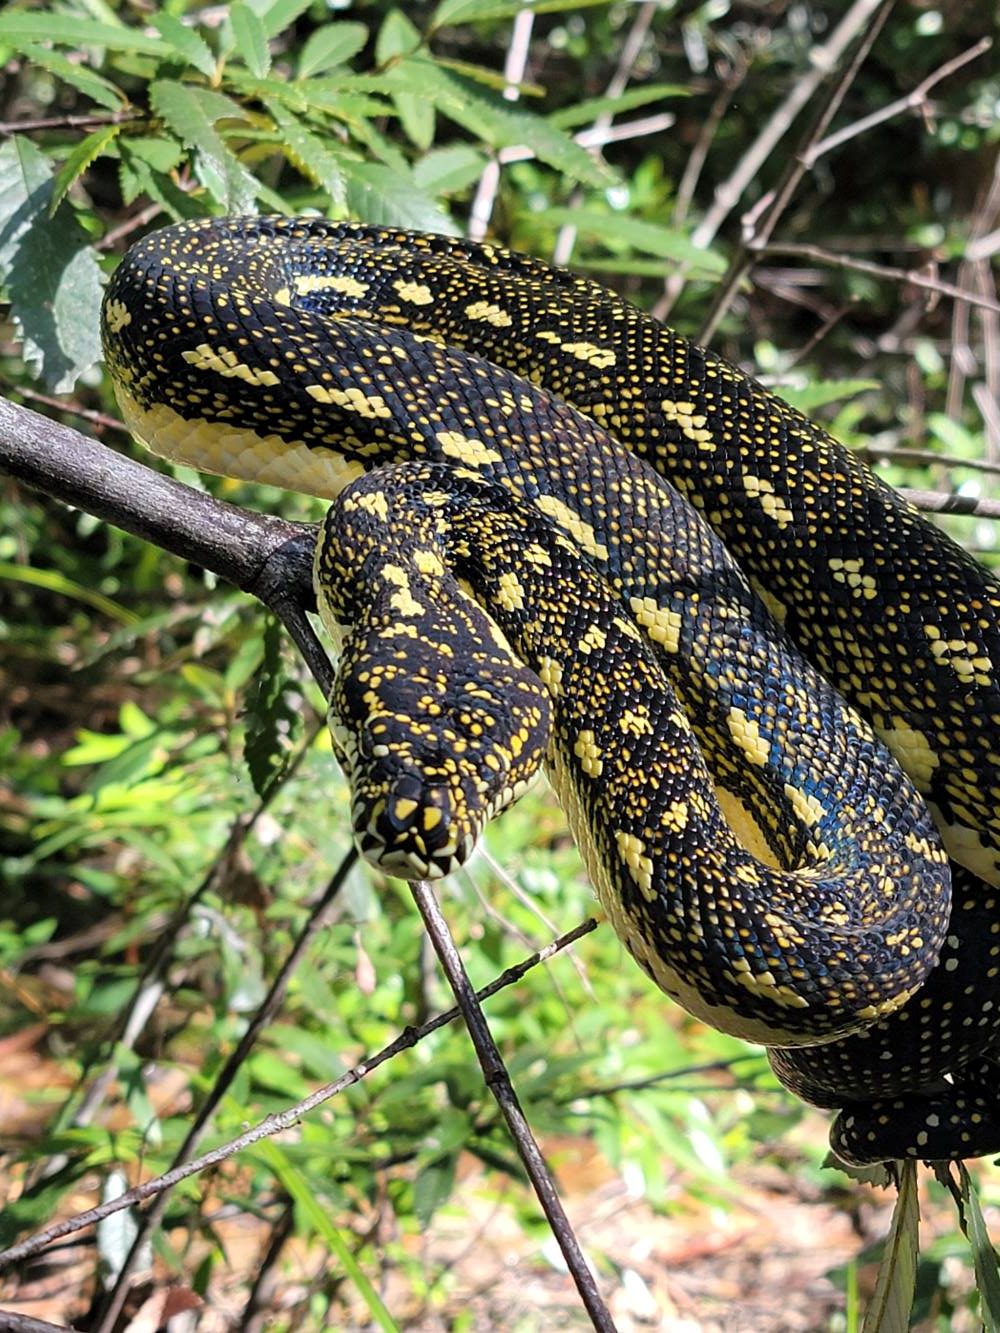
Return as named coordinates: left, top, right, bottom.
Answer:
left=101, top=216, right=1000, bottom=1166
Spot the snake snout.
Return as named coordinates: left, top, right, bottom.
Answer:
left=351, top=767, right=482, bottom=880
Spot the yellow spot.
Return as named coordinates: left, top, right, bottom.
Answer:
left=494, top=571, right=525, bottom=612
left=659, top=398, right=713, bottom=445
left=537, top=656, right=563, bottom=697
left=394, top=797, right=418, bottom=822
left=579, top=623, right=608, bottom=654
left=523, top=543, right=552, bottom=569
left=561, top=341, right=616, bottom=370
left=354, top=490, right=389, bottom=522
left=304, top=383, right=392, bottom=418
left=423, top=807, right=443, bottom=832
left=465, top=300, right=513, bottom=327
left=875, top=720, right=940, bottom=790
left=181, top=342, right=281, bottom=388
left=828, top=556, right=878, bottom=600
left=413, top=548, right=445, bottom=576
left=726, top=707, right=771, bottom=767
left=574, top=728, right=603, bottom=779
left=750, top=579, right=788, bottom=625
left=715, top=787, right=781, bottom=868
left=534, top=494, right=609, bottom=563
left=104, top=298, right=132, bottom=333
left=618, top=707, right=653, bottom=738
left=742, top=475, right=795, bottom=528
left=615, top=830, right=655, bottom=901
left=381, top=564, right=424, bottom=617
left=436, top=430, right=504, bottom=467
left=662, top=800, right=689, bottom=833
left=394, top=280, right=434, bottom=305
left=293, top=273, right=369, bottom=298
left=783, top=783, right=825, bottom=829
left=628, top=595, right=682, bottom=654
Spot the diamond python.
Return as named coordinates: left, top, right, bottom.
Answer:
left=101, top=216, right=1000, bottom=1165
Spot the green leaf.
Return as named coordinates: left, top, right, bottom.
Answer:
left=50, top=123, right=124, bottom=216
left=244, top=615, right=302, bottom=800
left=549, top=83, right=691, bottom=130
left=432, top=0, right=612, bottom=28
left=375, top=8, right=422, bottom=65
left=377, top=11, right=433, bottom=149
left=0, top=561, right=138, bottom=625
left=118, top=144, right=201, bottom=219
left=0, top=11, right=164, bottom=55
left=19, top=43, right=125, bottom=111
left=150, top=13, right=216, bottom=78
left=0, top=136, right=104, bottom=391
left=256, top=1141, right=401, bottom=1333
left=297, top=21, right=368, bottom=77
left=779, top=380, right=879, bottom=414
left=343, top=160, right=460, bottom=234
left=150, top=79, right=259, bottom=212
left=413, top=144, right=486, bottom=194
left=257, top=0, right=315, bottom=38
left=230, top=2, right=271, bottom=78
left=265, top=100, right=345, bottom=206
left=120, top=135, right=184, bottom=173
left=396, top=63, right=614, bottom=190
left=861, top=1160, right=919, bottom=1333
left=959, top=1165, right=1000, bottom=1332
left=413, top=1154, right=458, bottom=1226
left=530, top=206, right=725, bottom=272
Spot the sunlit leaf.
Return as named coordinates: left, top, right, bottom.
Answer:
left=861, top=1161, right=919, bottom=1333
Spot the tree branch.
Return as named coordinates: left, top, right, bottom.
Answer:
left=0, top=395, right=330, bottom=692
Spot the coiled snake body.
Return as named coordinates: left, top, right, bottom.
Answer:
left=102, top=217, right=1000, bottom=1165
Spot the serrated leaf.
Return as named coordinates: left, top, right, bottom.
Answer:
left=50, top=123, right=123, bottom=216
left=0, top=11, right=164, bottom=55
left=532, top=206, right=725, bottom=271
left=376, top=8, right=422, bottom=64
left=244, top=616, right=302, bottom=800
left=121, top=135, right=184, bottom=173
left=343, top=160, right=459, bottom=234
left=0, top=136, right=104, bottom=391
left=20, top=43, right=125, bottom=111
left=150, top=13, right=216, bottom=77
left=150, top=79, right=259, bottom=212
left=431, top=0, right=611, bottom=29
left=959, top=1165, right=1000, bottom=1332
left=413, top=1155, right=457, bottom=1226
left=861, top=1161, right=919, bottom=1333
left=398, top=62, right=614, bottom=189
left=550, top=83, right=691, bottom=130
left=297, top=21, right=368, bottom=77
left=377, top=10, right=432, bottom=146
left=779, top=379, right=879, bottom=414
left=230, top=2, right=271, bottom=77
left=265, top=100, right=345, bottom=205
left=257, top=0, right=315, bottom=38
left=413, top=144, right=485, bottom=194
left=118, top=144, right=201, bottom=219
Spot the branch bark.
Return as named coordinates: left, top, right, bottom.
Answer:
left=0, top=395, right=330, bottom=691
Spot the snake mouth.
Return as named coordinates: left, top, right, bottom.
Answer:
left=351, top=778, right=481, bottom=881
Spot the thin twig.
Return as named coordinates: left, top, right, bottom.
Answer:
left=0, top=919, right=597, bottom=1271
left=747, top=242, right=1000, bottom=316
left=803, top=37, right=993, bottom=165
left=468, top=6, right=535, bottom=240
left=697, top=0, right=895, bottom=343
left=898, top=487, right=1000, bottom=520
left=409, top=881, right=617, bottom=1332
left=690, top=0, right=887, bottom=254
left=0, top=110, right=140, bottom=135
left=858, top=445, right=1000, bottom=477
left=92, top=851, right=358, bottom=1333
left=552, top=0, right=658, bottom=266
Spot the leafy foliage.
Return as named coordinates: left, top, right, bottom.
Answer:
left=0, top=0, right=998, bottom=1327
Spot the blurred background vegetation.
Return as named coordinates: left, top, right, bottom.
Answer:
left=0, top=0, right=998, bottom=1328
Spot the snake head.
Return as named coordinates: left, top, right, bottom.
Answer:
left=329, top=651, right=551, bottom=881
